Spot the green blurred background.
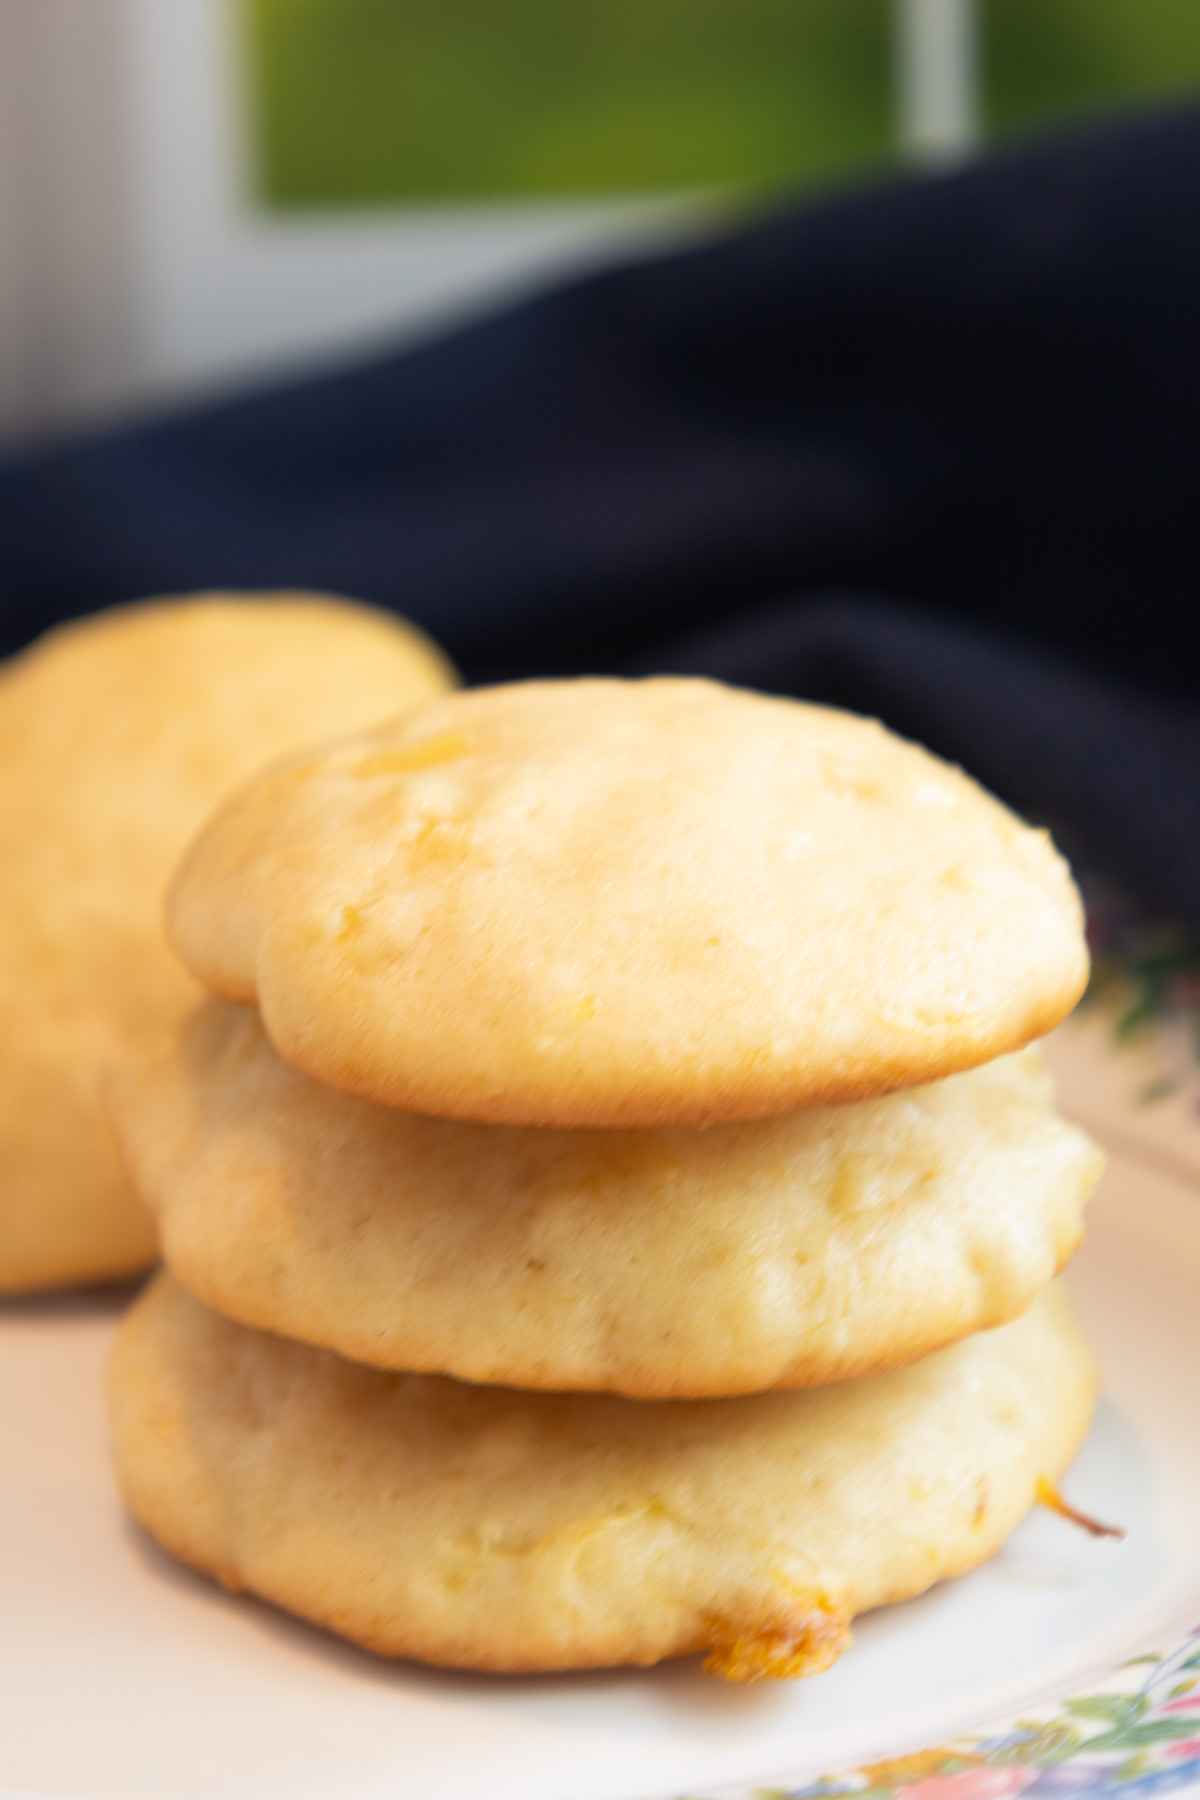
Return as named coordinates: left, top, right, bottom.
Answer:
left=243, top=0, right=1200, bottom=209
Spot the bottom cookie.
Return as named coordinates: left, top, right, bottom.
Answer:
left=110, top=1276, right=1096, bottom=1678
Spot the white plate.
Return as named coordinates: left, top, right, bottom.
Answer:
left=4, top=1027, right=1200, bottom=1800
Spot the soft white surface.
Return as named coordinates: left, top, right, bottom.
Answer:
left=2, top=1145, right=1195, bottom=1800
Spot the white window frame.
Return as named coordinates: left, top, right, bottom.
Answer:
left=1, top=0, right=977, bottom=443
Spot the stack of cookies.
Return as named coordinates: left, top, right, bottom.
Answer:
left=109, top=678, right=1102, bottom=1680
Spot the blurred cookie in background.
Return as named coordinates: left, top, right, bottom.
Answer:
left=0, top=593, right=454, bottom=1294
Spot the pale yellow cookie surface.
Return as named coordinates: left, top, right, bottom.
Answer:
left=110, top=1276, right=1096, bottom=1676
left=0, top=594, right=454, bottom=1293
left=168, top=679, right=1087, bottom=1126
left=116, top=1003, right=1101, bottom=1396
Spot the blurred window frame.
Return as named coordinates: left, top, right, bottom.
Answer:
left=0, top=0, right=977, bottom=445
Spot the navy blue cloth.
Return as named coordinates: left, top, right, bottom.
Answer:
left=3, top=106, right=1199, bottom=917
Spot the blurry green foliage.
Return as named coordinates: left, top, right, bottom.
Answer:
left=242, top=0, right=892, bottom=205
left=242, top=0, right=1200, bottom=209
left=985, top=0, right=1200, bottom=137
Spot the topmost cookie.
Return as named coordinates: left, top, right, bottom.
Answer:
left=168, top=678, right=1087, bottom=1127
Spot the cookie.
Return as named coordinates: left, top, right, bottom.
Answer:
left=0, top=594, right=453, bottom=1293
left=167, top=679, right=1088, bottom=1127
left=114, top=1002, right=1101, bottom=1396
left=110, top=1276, right=1096, bottom=1677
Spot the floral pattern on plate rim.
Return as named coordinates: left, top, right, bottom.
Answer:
left=681, top=1629, right=1200, bottom=1800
